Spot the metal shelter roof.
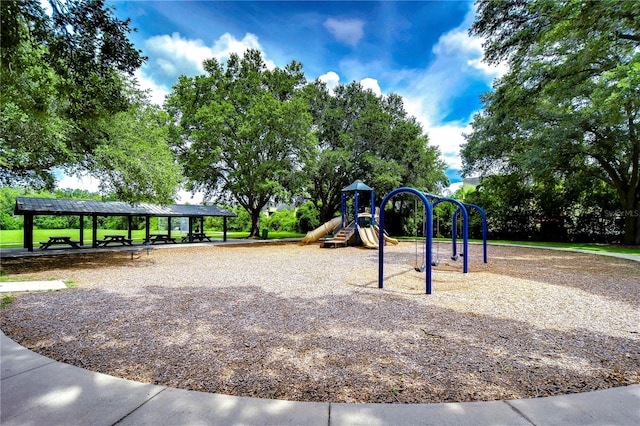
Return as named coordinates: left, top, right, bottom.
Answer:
left=15, top=197, right=236, bottom=218
left=341, top=180, right=373, bottom=192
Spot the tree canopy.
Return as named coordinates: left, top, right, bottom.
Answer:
left=3, top=0, right=449, bottom=230
left=303, top=80, right=448, bottom=222
left=0, top=0, right=181, bottom=203
left=462, top=0, right=640, bottom=245
left=87, top=89, right=183, bottom=203
left=167, top=50, right=315, bottom=236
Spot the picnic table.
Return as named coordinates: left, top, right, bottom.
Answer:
left=181, top=232, right=212, bottom=243
left=148, top=234, right=177, bottom=244
left=96, top=235, right=133, bottom=247
left=39, top=236, right=81, bottom=250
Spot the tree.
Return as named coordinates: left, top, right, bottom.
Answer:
left=0, top=0, right=175, bottom=201
left=87, top=89, right=183, bottom=204
left=167, top=50, right=315, bottom=237
left=462, top=0, right=640, bottom=245
left=303, top=80, right=448, bottom=222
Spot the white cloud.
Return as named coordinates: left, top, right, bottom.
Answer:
left=56, top=172, right=204, bottom=204
left=434, top=29, right=507, bottom=79
left=317, top=72, right=382, bottom=97
left=176, top=190, right=204, bottom=204
left=56, top=173, right=101, bottom=193
left=145, top=32, right=214, bottom=76
left=467, top=57, right=509, bottom=79
left=134, top=70, right=169, bottom=106
left=360, top=78, right=381, bottom=96
left=318, top=71, right=340, bottom=90
left=426, top=124, right=472, bottom=171
left=401, top=96, right=469, bottom=164
left=135, top=32, right=274, bottom=106
left=211, top=33, right=275, bottom=68
left=323, top=18, right=365, bottom=47
left=393, top=3, right=505, bottom=184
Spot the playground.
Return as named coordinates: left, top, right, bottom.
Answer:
left=1, top=242, right=638, bottom=403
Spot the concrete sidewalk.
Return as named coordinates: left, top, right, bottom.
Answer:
left=2, top=330, right=639, bottom=426
left=0, top=280, right=67, bottom=293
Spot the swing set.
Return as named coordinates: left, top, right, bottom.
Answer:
left=378, top=187, right=488, bottom=294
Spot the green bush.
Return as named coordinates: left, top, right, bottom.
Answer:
left=264, top=209, right=297, bottom=232
left=295, top=201, right=320, bottom=233
left=227, top=206, right=251, bottom=232
left=0, top=212, right=21, bottom=230
left=34, top=215, right=76, bottom=229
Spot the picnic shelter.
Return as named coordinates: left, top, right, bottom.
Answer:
left=14, top=197, right=236, bottom=252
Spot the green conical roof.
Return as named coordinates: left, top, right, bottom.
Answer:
left=341, top=180, right=373, bottom=192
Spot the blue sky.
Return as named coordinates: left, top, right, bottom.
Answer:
left=60, top=1, right=506, bottom=198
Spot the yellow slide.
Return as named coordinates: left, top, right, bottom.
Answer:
left=358, top=225, right=379, bottom=249
left=357, top=225, right=399, bottom=249
left=374, top=225, right=399, bottom=245
left=301, top=217, right=343, bottom=244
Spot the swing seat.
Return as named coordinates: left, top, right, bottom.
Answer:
left=431, top=260, right=440, bottom=267
left=414, top=264, right=426, bottom=273
left=451, top=254, right=459, bottom=261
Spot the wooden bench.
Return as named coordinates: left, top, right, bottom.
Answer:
left=96, top=235, right=133, bottom=247
left=149, top=234, right=177, bottom=244
left=181, top=232, right=212, bottom=243
left=39, top=236, right=81, bottom=250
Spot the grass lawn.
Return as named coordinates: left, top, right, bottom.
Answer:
left=385, top=236, right=639, bottom=256
left=487, top=240, right=640, bottom=256
left=1, top=229, right=635, bottom=256
left=0, top=229, right=305, bottom=248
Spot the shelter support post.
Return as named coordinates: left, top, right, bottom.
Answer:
left=127, top=217, right=133, bottom=240
left=188, top=217, right=194, bottom=242
left=92, top=214, right=98, bottom=248
left=168, top=217, right=172, bottom=238
left=145, top=216, right=150, bottom=244
left=79, top=215, right=84, bottom=246
left=24, top=213, right=34, bottom=252
left=223, top=217, right=228, bottom=242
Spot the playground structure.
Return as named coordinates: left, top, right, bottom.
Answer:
left=301, top=180, right=399, bottom=248
left=301, top=182, right=487, bottom=294
left=301, top=181, right=488, bottom=294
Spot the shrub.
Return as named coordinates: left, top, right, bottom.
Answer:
left=264, top=209, right=297, bottom=232
left=296, top=202, right=320, bottom=233
left=0, top=212, right=21, bottom=230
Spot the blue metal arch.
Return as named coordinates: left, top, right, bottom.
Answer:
left=452, top=204, right=488, bottom=265
left=378, top=187, right=433, bottom=294
left=464, top=204, right=488, bottom=264
left=431, top=196, right=469, bottom=273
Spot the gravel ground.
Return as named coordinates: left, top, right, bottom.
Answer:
left=1, top=242, right=638, bottom=403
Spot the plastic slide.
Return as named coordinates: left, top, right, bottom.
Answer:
left=301, top=216, right=342, bottom=244
left=374, top=225, right=399, bottom=245
left=357, top=225, right=379, bottom=249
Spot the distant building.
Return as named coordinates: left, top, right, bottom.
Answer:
left=463, top=177, right=480, bottom=187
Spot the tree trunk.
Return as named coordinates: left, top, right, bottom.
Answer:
left=621, top=187, right=639, bottom=245
left=320, top=203, right=336, bottom=224
left=622, top=208, right=640, bottom=245
left=317, top=191, right=342, bottom=224
left=249, top=208, right=261, bottom=238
